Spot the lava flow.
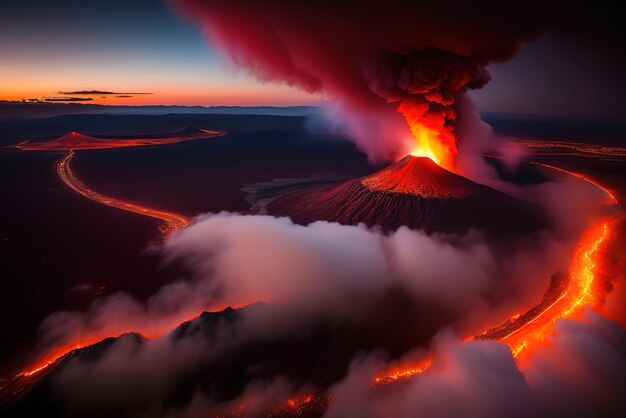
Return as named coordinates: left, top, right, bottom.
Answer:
left=529, top=161, right=618, bottom=205
left=369, top=156, right=621, bottom=384
left=3, top=155, right=620, bottom=417
left=371, top=215, right=616, bottom=386
left=57, top=151, right=190, bottom=238
left=483, top=154, right=619, bottom=205
left=496, top=218, right=614, bottom=362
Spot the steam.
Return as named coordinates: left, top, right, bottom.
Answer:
left=40, top=212, right=623, bottom=417
left=326, top=311, right=625, bottom=418
left=10, top=4, right=621, bottom=416
left=23, top=172, right=620, bottom=416
left=37, top=212, right=570, bottom=363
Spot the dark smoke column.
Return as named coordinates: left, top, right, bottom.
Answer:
left=171, top=0, right=564, bottom=170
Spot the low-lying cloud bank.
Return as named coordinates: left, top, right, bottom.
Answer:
left=26, top=173, right=621, bottom=417
left=39, top=211, right=569, bottom=362
left=326, top=311, right=625, bottom=418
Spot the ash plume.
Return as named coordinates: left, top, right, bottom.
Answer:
left=170, top=0, right=607, bottom=171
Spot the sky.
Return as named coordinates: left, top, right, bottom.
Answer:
left=0, top=0, right=623, bottom=120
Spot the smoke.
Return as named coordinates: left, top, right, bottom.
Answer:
left=169, top=0, right=551, bottom=169
left=169, top=1, right=612, bottom=172
left=325, top=310, right=626, bottom=418
left=36, top=212, right=571, bottom=365
left=21, top=210, right=586, bottom=417
left=21, top=169, right=618, bottom=416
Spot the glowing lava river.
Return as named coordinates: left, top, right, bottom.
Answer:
left=57, top=151, right=190, bottom=239
left=0, top=155, right=621, bottom=417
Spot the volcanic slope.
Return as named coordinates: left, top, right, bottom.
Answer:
left=267, top=156, right=549, bottom=234
left=25, top=131, right=107, bottom=149
left=16, top=126, right=224, bottom=150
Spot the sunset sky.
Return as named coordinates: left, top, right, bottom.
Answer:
left=1, top=0, right=623, bottom=120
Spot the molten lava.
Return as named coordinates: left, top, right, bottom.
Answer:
left=370, top=216, right=615, bottom=386
left=530, top=162, right=618, bottom=205
left=372, top=357, right=434, bottom=385
left=361, top=155, right=479, bottom=198
left=400, top=117, right=456, bottom=170
left=57, top=151, right=190, bottom=239
left=501, top=219, right=614, bottom=362
left=3, top=149, right=621, bottom=417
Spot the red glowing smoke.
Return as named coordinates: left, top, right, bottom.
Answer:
left=172, top=1, right=553, bottom=169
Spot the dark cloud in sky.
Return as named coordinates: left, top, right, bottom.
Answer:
left=59, top=90, right=153, bottom=95
left=44, top=97, right=93, bottom=102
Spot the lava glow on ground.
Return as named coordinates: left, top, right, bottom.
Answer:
left=372, top=214, right=616, bottom=385
left=1, top=2, right=624, bottom=417
left=3, top=150, right=620, bottom=417
left=57, top=151, right=190, bottom=239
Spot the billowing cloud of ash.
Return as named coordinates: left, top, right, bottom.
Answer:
left=169, top=0, right=608, bottom=172
left=325, top=310, right=625, bottom=418
left=168, top=0, right=544, bottom=169
left=37, top=213, right=570, bottom=366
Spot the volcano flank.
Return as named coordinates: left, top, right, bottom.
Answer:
left=268, top=156, right=549, bottom=234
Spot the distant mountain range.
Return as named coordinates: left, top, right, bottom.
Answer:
left=2, top=101, right=624, bottom=147
left=0, top=101, right=321, bottom=119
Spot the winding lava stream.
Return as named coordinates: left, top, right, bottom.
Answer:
left=372, top=160, right=620, bottom=385
left=58, top=151, right=190, bottom=239
left=1, top=156, right=621, bottom=417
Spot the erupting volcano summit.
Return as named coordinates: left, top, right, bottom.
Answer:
left=268, top=156, right=549, bottom=234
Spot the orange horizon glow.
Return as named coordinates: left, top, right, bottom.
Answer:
left=0, top=93, right=321, bottom=107
left=0, top=83, right=322, bottom=107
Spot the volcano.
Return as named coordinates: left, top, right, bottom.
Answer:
left=28, top=131, right=107, bottom=150
left=16, top=127, right=226, bottom=151
left=267, top=156, right=549, bottom=234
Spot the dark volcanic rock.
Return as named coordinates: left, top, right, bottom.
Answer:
left=4, top=293, right=454, bottom=418
left=267, top=155, right=549, bottom=234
